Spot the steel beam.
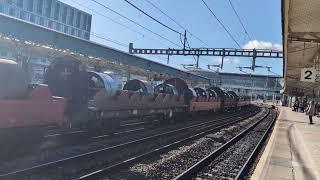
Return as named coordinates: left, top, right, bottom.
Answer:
left=129, top=43, right=283, bottom=58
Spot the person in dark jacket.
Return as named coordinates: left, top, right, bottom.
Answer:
left=303, top=100, right=308, bottom=113
left=299, top=101, right=304, bottom=112
left=293, top=100, right=299, bottom=112
left=306, top=101, right=317, bottom=124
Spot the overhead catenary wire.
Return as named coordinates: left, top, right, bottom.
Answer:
left=200, top=0, right=241, bottom=48
left=228, top=0, right=255, bottom=48
left=185, top=36, right=214, bottom=68
left=69, top=0, right=145, bottom=38
left=69, top=1, right=181, bottom=61
left=69, top=0, right=169, bottom=47
left=185, top=37, right=199, bottom=64
left=91, top=32, right=128, bottom=48
left=123, top=0, right=208, bottom=66
left=90, top=0, right=182, bottom=48
left=144, top=0, right=209, bottom=46
left=123, top=0, right=181, bottom=35
left=268, top=68, right=282, bottom=77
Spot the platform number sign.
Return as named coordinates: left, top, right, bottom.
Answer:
left=300, top=68, right=316, bottom=82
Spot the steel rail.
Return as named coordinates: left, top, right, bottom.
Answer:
left=234, top=108, right=278, bottom=180
left=44, top=110, right=239, bottom=139
left=173, top=108, right=272, bottom=180
left=78, top=108, right=262, bottom=179
left=44, top=118, right=157, bottom=138
left=42, top=111, right=243, bottom=153
left=0, top=107, right=259, bottom=179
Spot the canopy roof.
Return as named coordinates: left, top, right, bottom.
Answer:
left=0, top=14, right=210, bottom=85
left=283, top=0, right=320, bottom=96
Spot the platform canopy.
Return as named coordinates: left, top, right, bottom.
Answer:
left=283, top=0, right=320, bottom=96
left=0, top=14, right=210, bottom=85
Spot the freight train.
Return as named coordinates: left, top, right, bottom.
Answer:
left=0, top=59, right=65, bottom=130
left=44, top=56, right=251, bottom=131
left=0, top=56, right=251, bottom=135
left=0, top=59, right=66, bottom=154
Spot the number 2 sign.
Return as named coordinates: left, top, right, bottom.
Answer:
left=300, top=68, right=316, bottom=82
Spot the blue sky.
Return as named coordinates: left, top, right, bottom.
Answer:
left=60, top=0, right=283, bottom=76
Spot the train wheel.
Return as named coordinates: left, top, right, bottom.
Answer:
left=166, top=110, right=175, bottom=124
left=86, top=111, right=102, bottom=135
left=160, top=111, right=174, bottom=124
left=0, top=127, right=44, bottom=160
left=87, top=117, right=120, bottom=135
left=63, top=113, right=73, bottom=129
left=172, top=113, right=181, bottom=122
left=86, top=120, right=98, bottom=135
left=107, top=118, right=120, bottom=133
left=148, top=115, right=159, bottom=127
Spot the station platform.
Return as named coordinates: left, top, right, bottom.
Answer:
left=251, top=107, right=320, bottom=180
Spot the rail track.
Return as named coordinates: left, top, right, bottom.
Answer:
left=1, top=107, right=255, bottom=169
left=173, top=107, right=277, bottom=180
left=0, top=106, right=260, bottom=180
left=83, top=106, right=268, bottom=180
left=78, top=108, right=261, bottom=179
left=43, top=110, right=232, bottom=141
left=43, top=118, right=155, bottom=139
left=39, top=108, right=253, bottom=150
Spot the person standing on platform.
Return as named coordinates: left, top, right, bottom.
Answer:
left=306, top=100, right=317, bottom=124
left=294, top=100, right=299, bottom=112
left=316, top=102, right=320, bottom=117
left=299, top=101, right=304, bottom=112
left=303, top=100, right=308, bottom=112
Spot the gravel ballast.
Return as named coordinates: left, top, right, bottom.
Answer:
left=105, top=107, right=268, bottom=179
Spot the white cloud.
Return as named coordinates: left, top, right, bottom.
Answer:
left=224, top=58, right=230, bottom=63
left=211, top=57, right=223, bottom=64
left=211, top=57, right=240, bottom=65
left=222, top=57, right=240, bottom=64
left=243, top=40, right=282, bottom=51
left=232, top=58, right=240, bottom=64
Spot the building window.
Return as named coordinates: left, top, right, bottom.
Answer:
left=77, top=30, right=82, bottom=37
left=62, top=6, right=68, bottom=24
left=84, top=32, right=90, bottom=40
left=76, top=11, right=81, bottom=28
left=82, top=14, right=87, bottom=30
left=0, top=4, right=3, bottom=13
left=27, top=0, right=34, bottom=12
left=71, top=28, right=75, bottom=35
left=39, top=17, right=44, bottom=25
left=35, top=16, right=40, bottom=24
left=43, top=19, right=48, bottom=26
left=17, top=0, right=23, bottom=8
left=30, top=14, right=35, bottom=22
left=62, top=6, right=67, bottom=23
left=68, top=8, right=74, bottom=25
left=37, top=0, right=43, bottom=15
left=63, top=25, right=68, bottom=33
left=6, top=0, right=13, bottom=5
left=87, top=16, right=92, bottom=31
left=54, top=3, right=60, bottom=20
left=19, top=11, right=26, bottom=20
left=46, top=0, right=52, bottom=17
left=56, top=23, right=61, bottom=31
left=9, top=8, right=15, bottom=16
left=1, top=51, right=8, bottom=57
left=48, top=20, right=53, bottom=28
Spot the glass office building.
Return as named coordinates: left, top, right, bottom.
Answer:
left=0, top=0, right=92, bottom=40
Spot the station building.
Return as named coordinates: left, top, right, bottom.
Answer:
left=0, top=0, right=92, bottom=82
left=0, top=0, right=92, bottom=40
left=188, top=69, right=282, bottom=100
